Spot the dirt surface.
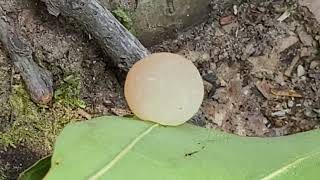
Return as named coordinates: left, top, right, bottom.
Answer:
left=153, top=0, right=320, bottom=136
left=0, top=0, right=319, bottom=179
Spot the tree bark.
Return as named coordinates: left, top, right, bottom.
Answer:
left=41, top=0, right=150, bottom=73
left=0, top=10, right=53, bottom=105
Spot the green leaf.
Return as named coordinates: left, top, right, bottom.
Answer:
left=18, top=156, right=51, bottom=180
left=41, top=116, right=320, bottom=179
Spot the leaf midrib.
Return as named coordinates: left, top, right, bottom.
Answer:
left=88, top=123, right=159, bottom=180
left=261, top=151, right=320, bottom=180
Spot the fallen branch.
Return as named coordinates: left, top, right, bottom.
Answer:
left=0, top=12, right=53, bottom=104
left=41, top=0, right=150, bottom=72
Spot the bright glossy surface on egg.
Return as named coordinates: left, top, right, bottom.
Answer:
left=125, top=52, right=204, bottom=126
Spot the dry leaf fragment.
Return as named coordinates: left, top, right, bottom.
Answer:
left=298, top=29, right=315, bottom=47
left=77, top=109, right=92, bottom=120
left=111, top=108, right=132, bottom=116
left=248, top=53, right=280, bottom=74
left=276, top=36, right=299, bottom=53
left=220, top=15, right=236, bottom=25
left=277, top=10, right=291, bottom=22
left=255, top=81, right=274, bottom=99
left=271, top=89, right=303, bottom=98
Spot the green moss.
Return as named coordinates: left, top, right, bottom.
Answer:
left=0, top=85, right=47, bottom=150
left=54, top=74, right=86, bottom=109
left=0, top=169, right=7, bottom=180
left=112, top=7, right=135, bottom=33
left=0, top=74, right=85, bottom=150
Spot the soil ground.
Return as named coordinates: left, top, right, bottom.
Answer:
left=0, top=0, right=319, bottom=179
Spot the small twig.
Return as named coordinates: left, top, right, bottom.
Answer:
left=9, top=68, right=14, bottom=123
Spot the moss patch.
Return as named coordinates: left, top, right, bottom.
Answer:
left=54, top=75, right=86, bottom=109
left=112, top=7, right=135, bottom=34
left=0, top=74, right=85, bottom=151
left=0, top=169, right=7, bottom=180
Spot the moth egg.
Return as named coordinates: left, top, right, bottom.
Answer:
left=124, top=52, right=204, bottom=126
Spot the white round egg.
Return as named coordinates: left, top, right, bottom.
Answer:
left=124, top=52, right=204, bottom=126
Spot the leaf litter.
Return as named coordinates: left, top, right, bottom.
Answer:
left=152, top=0, right=320, bottom=137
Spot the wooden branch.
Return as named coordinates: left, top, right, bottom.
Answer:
left=41, top=0, right=150, bottom=72
left=0, top=14, right=53, bottom=104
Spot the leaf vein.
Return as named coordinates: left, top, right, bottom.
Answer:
left=261, top=151, right=320, bottom=180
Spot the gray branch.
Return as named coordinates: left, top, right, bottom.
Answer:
left=0, top=14, right=53, bottom=104
left=42, top=0, right=150, bottom=72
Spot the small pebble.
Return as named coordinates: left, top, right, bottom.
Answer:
left=297, top=65, right=306, bottom=77
left=288, top=100, right=294, bottom=108
left=219, top=79, right=227, bottom=87
left=233, top=5, right=238, bottom=15
left=298, top=30, right=314, bottom=47
left=275, top=73, right=286, bottom=86
left=300, top=47, right=311, bottom=57
left=271, top=110, right=289, bottom=117
left=305, top=109, right=317, bottom=118
left=303, top=100, right=312, bottom=107
left=203, top=81, right=213, bottom=95
left=313, top=109, right=320, bottom=115
left=210, top=63, right=217, bottom=70
left=282, top=102, right=288, bottom=109
left=300, top=76, right=306, bottom=81
left=310, top=61, right=319, bottom=69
